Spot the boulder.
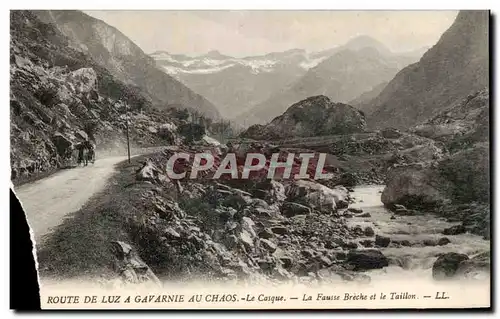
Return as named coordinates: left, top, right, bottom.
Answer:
left=279, top=256, right=294, bottom=269
left=347, top=207, right=363, bottom=214
left=422, top=239, right=437, bottom=246
left=287, top=180, right=349, bottom=213
left=380, top=127, right=402, bottom=139
left=238, top=230, right=254, bottom=250
left=258, top=228, right=274, bottom=239
left=381, top=164, right=451, bottom=210
left=111, top=241, right=161, bottom=287
left=266, top=180, right=286, bottom=204
left=136, top=160, right=168, bottom=184
left=432, top=252, right=469, bottom=280
left=364, top=227, right=375, bottom=237
left=345, top=241, right=358, bottom=249
left=240, top=95, right=366, bottom=140
left=259, top=239, right=277, bottom=253
left=375, top=235, right=391, bottom=248
left=281, top=202, right=312, bottom=217
left=443, top=224, right=466, bottom=235
left=270, top=226, right=288, bottom=235
left=52, top=132, right=72, bottom=156
left=241, top=217, right=257, bottom=238
left=300, top=249, right=315, bottom=259
left=352, top=225, right=364, bottom=236
left=347, top=249, right=389, bottom=270
left=437, top=237, right=451, bottom=246
left=67, top=68, right=98, bottom=94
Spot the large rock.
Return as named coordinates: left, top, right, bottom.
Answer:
left=374, top=235, right=391, bottom=248
left=432, top=252, right=469, bottom=280
left=443, top=224, right=466, bottom=235
left=286, top=180, right=349, bottom=213
left=67, top=67, right=98, bottom=94
left=380, top=128, right=402, bottom=139
left=265, top=180, right=286, bottom=204
left=52, top=132, right=72, bottom=156
left=240, top=95, right=366, bottom=140
left=281, top=202, right=312, bottom=217
left=136, top=160, right=169, bottom=184
left=381, top=164, right=452, bottom=210
left=347, top=249, right=389, bottom=270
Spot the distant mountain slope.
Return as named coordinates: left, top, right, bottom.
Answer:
left=349, top=81, right=388, bottom=108
left=152, top=36, right=424, bottom=122
left=236, top=42, right=412, bottom=126
left=34, top=10, right=221, bottom=119
left=363, top=10, right=489, bottom=129
left=152, top=49, right=321, bottom=119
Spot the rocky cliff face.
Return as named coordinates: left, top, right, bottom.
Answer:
left=10, top=11, right=179, bottom=182
left=364, top=11, right=489, bottom=129
left=34, top=10, right=221, bottom=119
left=240, top=96, right=366, bottom=140
left=411, top=89, right=489, bottom=151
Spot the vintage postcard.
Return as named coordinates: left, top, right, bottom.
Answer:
left=10, top=9, right=490, bottom=310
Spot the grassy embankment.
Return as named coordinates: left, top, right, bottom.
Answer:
left=36, top=153, right=158, bottom=280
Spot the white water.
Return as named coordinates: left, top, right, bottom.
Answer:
left=347, top=185, right=490, bottom=283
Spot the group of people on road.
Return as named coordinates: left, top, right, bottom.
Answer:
left=76, top=140, right=95, bottom=166
left=63, top=140, right=95, bottom=167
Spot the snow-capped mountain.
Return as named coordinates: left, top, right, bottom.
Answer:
left=151, top=49, right=333, bottom=119
left=151, top=36, right=426, bottom=121
left=151, top=49, right=330, bottom=76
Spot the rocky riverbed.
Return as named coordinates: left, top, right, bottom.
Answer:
left=92, top=146, right=490, bottom=289
left=346, top=185, right=490, bottom=283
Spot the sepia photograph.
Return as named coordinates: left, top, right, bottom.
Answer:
left=8, top=7, right=491, bottom=310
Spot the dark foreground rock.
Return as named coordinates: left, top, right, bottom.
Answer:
left=347, top=249, right=389, bottom=271
left=375, top=235, right=391, bottom=248
left=432, top=252, right=469, bottom=280
left=443, top=224, right=466, bottom=235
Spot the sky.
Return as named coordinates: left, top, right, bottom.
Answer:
left=84, top=10, right=459, bottom=57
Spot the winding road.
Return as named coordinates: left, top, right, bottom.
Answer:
left=13, top=155, right=132, bottom=246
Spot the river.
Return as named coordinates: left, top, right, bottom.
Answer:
left=347, top=185, right=490, bottom=283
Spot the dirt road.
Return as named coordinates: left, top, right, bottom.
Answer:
left=13, top=155, right=133, bottom=247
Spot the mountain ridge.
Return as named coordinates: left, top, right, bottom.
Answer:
left=361, top=10, right=489, bottom=129
left=234, top=44, right=416, bottom=126
left=34, top=10, right=222, bottom=119
left=151, top=35, right=426, bottom=121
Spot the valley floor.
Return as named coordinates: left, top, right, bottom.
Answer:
left=16, top=147, right=490, bottom=290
